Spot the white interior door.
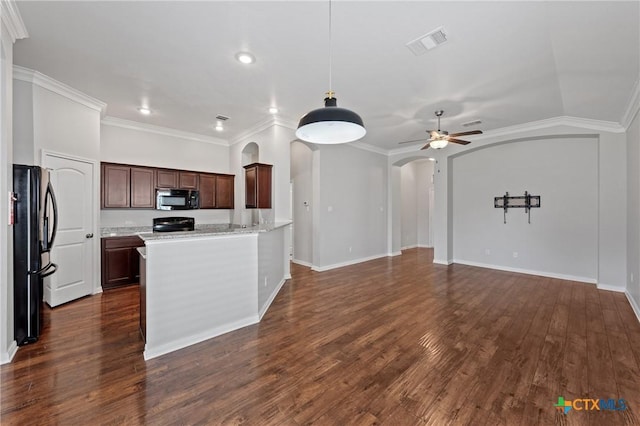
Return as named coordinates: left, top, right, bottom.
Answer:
left=42, top=153, right=94, bottom=307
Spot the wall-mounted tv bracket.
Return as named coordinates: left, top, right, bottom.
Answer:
left=494, top=191, right=541, bottom=224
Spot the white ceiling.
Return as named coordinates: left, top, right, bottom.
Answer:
left=13, top=1, right=640, bottom=151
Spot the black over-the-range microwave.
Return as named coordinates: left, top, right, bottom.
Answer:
left=156, top=189, right=199, bottom=210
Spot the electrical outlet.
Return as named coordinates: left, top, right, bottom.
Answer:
left=513, top=252, right=518, bottom=258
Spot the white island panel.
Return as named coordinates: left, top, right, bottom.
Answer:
left=258, top=229, right=286, bottom=318
left=144, top=234, right=259, bottom=360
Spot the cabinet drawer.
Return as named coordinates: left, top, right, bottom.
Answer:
left=103, top=236, right=143, bottom=249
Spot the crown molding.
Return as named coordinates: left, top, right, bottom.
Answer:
left=13, top=65, right=106, bottom=114
left=621, top=78, right=640, bottom=130
left=387, top=143, right=434, bottom=156
left=386, top=115, right=624, bottom=156
left=1, top=0, right=28, bottom=43
left=229, top=114, right=297, bottom=146
left=101, top=116, right=229, bottom=147
left=349, top=140, right=388, bottom=156
left=230, top=117, right=278, bottom=145
left=472, top=116, right=625, bottom=142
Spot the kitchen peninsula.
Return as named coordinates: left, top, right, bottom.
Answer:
left=134, top=222, right=291, bottom=360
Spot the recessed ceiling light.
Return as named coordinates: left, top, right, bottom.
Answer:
left=235, top=52, right=255, bottom=64
left=215, top=124, right=224, bottom=132
left=138, top=107, right=151, bottom=115
left=269, top=107, right=279, bottom=114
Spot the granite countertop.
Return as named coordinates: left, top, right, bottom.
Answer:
left=100, top=222, right=292, bottom=241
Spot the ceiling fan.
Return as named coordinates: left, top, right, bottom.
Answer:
left=398, top=110, right=483, bottom=150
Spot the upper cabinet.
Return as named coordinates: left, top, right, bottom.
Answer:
left=179, top=171, right=198, bottom=190
left=102, top=163, right=131, bottom=208
left=102, top=163, right=155, bottom=209
left=216, top=175, right=234, bottom=209
left=130, top=167, right=155, bottom=208
left=101, top=162, right=234, bottom=210
left=156, top=169, right=178, bottom=189
left=244, top=163, right=272, bottom=209
left=198, top=173, right=234, bottom=209
left=198, top=173, right=216, bottom=209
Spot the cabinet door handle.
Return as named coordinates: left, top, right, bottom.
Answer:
left=86, top=233, right=94, bottom=239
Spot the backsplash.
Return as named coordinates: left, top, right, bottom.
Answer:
left=100, top=209, right=233, bottom=227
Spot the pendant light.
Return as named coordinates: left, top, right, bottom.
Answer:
left=296, top=0, right=366, bottom=144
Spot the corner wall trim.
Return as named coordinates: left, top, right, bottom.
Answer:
left=452, top=259, right=597, bottom=284
left=311, top=253, right=388, bottom=272
left=626, top=291, right=640, bottom=325
left=433, top=259, right=453, bottom=265
left=387, top=251, right=402, bottom=257
left=0, top=341, right=18, bottom=365
left=597, top=283, right=626, bottom=293
left=258, top=278, right=287, bottom=320
left=291, top=259, right=312, bottom=268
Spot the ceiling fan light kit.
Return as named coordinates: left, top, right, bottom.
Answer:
left=296, top=0, right=366, bottom=145
left=428, top=139, right=448, bottom=149
left=398, top=110, right=482, bottom=150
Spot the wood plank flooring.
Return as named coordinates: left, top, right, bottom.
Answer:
left=2, top=248, right=640, bottom=425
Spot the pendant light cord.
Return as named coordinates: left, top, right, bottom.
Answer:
left=328, top=0, right=333, bottom=98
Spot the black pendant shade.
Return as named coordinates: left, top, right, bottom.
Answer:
left=295, top=96, right=366, bottom=144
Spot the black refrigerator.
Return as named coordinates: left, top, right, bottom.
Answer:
left=13, top=164, right=58, bottom=346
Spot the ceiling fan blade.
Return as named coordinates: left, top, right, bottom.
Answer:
left=420, top=143, right=431, bottom=150
left=448, top=130, right=483, bottom=138
left=448, top=138, right=471, bottom=145
left=397, top=137, right=430, bottom=145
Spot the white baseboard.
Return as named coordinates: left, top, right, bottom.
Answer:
left=417, top=244, right=433, bottom=248
left=626, top=291, right=640, bottom=324
left=0, top=341, right=18, bottom=365
left=597, top=283, right=626, bottom=292
left=259, top=278, right=287, bottom=320
left=291, top=258, right=312, bottom=268
left=433, top=259, right=453, bottom=265
left=452, top=259, right=597, bottom=284
left=144, top=314, right=259, bottom=361
left=312, top=253, right=388, bottom=272
left=387, top=251, right=402, bottom=257
left=401, top=244, right=418, bottom=250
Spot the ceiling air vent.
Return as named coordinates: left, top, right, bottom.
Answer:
left=406, top=27, right=448, bottom=56
left=216, top=115, right=229, bottom=121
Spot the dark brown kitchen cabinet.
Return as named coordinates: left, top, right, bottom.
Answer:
left=244, top=163, right=272, bottom=209
left=130, top=167, right=155, bottom=208
left=101, top=236, right=144, bottom=289
left=102, top=163, right=155, bottom=209
left=101, top=162, right=234, bottom=210
left=216, top=174, right=234, bottom=209
left=156, top=169, right=178, bottom=188
left=199, top=173, right=234, bottom=209
left=179, top=171, right=198, bottom=189
left=101, top=163, right=131, bottom=208
left=198, top=173, right=216, bottom=208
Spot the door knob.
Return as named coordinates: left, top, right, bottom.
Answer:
left=86, top=233, right=94, bottom=239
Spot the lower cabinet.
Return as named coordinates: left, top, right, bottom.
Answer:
left=101, top=236, right=144, bottom=289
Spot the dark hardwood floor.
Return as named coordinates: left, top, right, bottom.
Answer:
left=2, top=248, right=640, bottom=425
